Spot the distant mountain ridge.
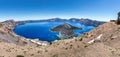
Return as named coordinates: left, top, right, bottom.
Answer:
left=17, top=18, right=106, bottom=27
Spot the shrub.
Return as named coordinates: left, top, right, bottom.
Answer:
left=65, top=47, right=68, bottom=50
left=31, top=54, right=34, bottom=56
left=52, top=54, right=58, bottom=57
left=45, top=49, right=48, bottom=52
left=37, top=51, right=41, bottom=53
left=84, top=45, right=88, bottom=48
left=16, top=55, right=24, bottom=57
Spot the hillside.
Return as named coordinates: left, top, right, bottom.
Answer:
left=0, top=20, right=119, bottom=57
left=0, top=20, right=27, bottom=46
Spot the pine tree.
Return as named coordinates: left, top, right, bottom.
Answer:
left=117, top=12, right=120, bottom=24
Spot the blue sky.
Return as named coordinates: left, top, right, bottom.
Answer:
left=0, top=0, right=120, bottom=21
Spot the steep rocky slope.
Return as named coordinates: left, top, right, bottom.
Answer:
left=0, top=20, right=27, bottom=46
left=0, top=21, right=119, bottom=57
left=82, top=22, right=120, bottom=48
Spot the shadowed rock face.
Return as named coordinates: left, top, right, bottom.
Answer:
left=51, top=23, right=82, bottom=39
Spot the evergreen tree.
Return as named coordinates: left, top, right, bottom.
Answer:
left=117, top=12, right=120, bottom=24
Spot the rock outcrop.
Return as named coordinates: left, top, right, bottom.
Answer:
left=51, top=23, right=82, bottom=39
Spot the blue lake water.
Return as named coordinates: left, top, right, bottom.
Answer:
left=14, top=21, right=95, bottom=42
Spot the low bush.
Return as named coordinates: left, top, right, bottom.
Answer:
left=16, top=55, right=24, bottom=57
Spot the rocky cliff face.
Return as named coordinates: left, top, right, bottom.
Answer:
left=0, top=20, right=28, bottom=46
